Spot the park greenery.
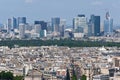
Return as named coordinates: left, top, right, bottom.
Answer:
left=81, top=75, right=87, bottom=80
left=72, top=75, right=77, bottom=80
left=0, top=71, right=23, bottom=80
left=0, top=39, right=120, bottom=48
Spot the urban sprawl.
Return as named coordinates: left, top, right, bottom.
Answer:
left=0, top=12, right=119, bottom=80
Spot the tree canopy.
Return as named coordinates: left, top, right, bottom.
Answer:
left=0, top=71, right=23, bottom=80
left=81, top=75, right=87, bottom=80
left=0, top=71, right=14, bottom=80
left=0, top=39, right=119, bottom=48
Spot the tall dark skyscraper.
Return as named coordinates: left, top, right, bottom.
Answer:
left=34, top=21, right=47, bottom=30
left=13, top=17, right=17, bottom=29
left=18, top=17, right=26, bottom=26
left=51, top=17, right=60, bottom=32
left=94, top=16, right=100, bottom=36
left=89, top=15, right=100, bottom=36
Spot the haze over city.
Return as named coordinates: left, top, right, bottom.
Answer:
left=0, top=0, right=120, bottom=80
left=0, top=0, right=120, bottom=25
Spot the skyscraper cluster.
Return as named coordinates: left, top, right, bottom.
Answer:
left=73, top=12, right=113, bottom=38
left=0, top=12, right=114, bottom=39
left=73, top=14, right=101, bottom=37
left=2, top=17, right=66, bottom=39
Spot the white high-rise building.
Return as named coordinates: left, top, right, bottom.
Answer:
left=19, top=23, right=25, bottom=39
left=44, top=30, right=47, bottom=37
left=73, top=15, right=88, bottom=35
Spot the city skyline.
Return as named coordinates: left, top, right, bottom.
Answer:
left=0, top=0, right=120, bottom=25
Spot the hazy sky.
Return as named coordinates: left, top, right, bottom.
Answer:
left=0, top=0, right=120, bottom=25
